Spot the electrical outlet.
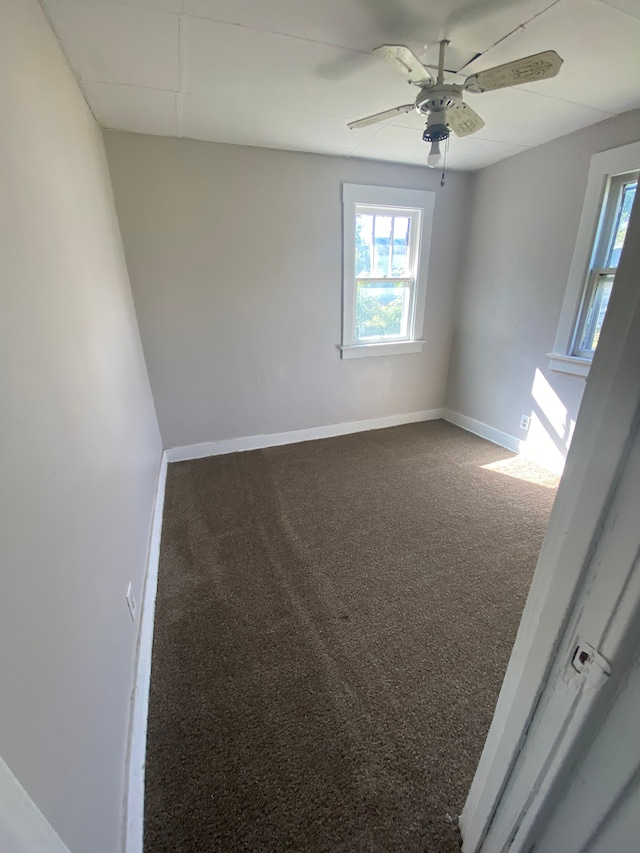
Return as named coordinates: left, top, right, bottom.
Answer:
left=126, top=582, right=137, bottom=622
left=519, top=414, right=531, bottom=432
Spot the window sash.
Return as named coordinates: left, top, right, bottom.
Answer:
left=354, top=205, right=421, bottom=278
left=573, top=268, right=615, bottom=358
left=591, top=173, right=638, bottom=269
left=605, top=179, right=636, bottom=268
left=354, top=278, right=416, bottom=343
left=352, top=205, right=421, bottom=344
left=355, top=276, right=414, bottom=284
left=572, top=171, right=638, bottom=360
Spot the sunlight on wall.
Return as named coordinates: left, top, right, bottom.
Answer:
left=532, top=369, right=574, bottom=446
left=521, top=369, right=577, bottom=475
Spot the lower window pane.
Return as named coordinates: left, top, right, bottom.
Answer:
left=356, top=281, right=411, bottom=341
left=579, top=273, right=614, bottom=352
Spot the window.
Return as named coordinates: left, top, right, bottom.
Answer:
left=340, top=184, right=435, bottom=359
left=573, top=172, right=637, bottom=358
left=549, top=141, right=640, bottom=377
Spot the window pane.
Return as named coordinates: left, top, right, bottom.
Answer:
left=372, top=216, right=392, bottom=276
left=579, top=273, right=614, bottom=352
left=355, top=281, right=410, bottom=341
left=392, top=216, right=410, bottom=275
left=355, top=213, right=373, bottom=276
left=606, top=181, right=637, bottom=267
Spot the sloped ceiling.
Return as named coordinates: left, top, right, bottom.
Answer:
left=41, top=0, right=640, bottom=170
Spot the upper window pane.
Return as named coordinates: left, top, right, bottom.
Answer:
left=355, top=209, right=416, bottom=278
left=372, top=215, right=393, bottom=277
left=392, top=217, right=410, bottom=275
left=606, top=180, right=637, bottom=268
left=355, top=213, right=373, bottom=277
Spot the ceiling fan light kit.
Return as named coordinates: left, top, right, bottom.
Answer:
left=422, top=113, right=450, bottom=169
left=348, top=40, right=564, bottom=173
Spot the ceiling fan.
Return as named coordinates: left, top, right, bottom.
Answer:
left=348, top=40, right=563, bottom=168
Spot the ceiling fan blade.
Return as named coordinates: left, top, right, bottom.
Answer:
left=348, top=104, right=415, bottom=130
left=463, top=49, right=563, bottom=93
left=373, top=44, right=434, bottom=86
left=448, top=102, right=486, bottom=137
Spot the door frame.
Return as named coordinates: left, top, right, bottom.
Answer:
left=460, top=184, right=640, bottom=851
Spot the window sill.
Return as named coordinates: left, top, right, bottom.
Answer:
left=547, top=352, right=592, bottom=378
left=339, top=340, right=425, bottom=359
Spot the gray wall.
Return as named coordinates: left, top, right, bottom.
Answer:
left=0, top=2, right=162, bottom=851
left=104, top=132, right=471, bottom=449
left=446, top=109, right=640, bottom=470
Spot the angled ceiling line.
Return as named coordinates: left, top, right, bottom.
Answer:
left=36, top=0, right=90, bottom=108
left=177, top=12, right=188, bottom=136
left=457, top=0, right=565, bottom=72
left=347, top=122, right=393, bottom=157
left=592, top=0, right=640, bottom=20
left=84, top=0, right=180, bottom=9
left=79, top=78, right=180, bottom=94
left=174, top=92, right=181, bottom=138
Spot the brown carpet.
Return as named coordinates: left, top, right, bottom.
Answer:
left=145, top=420, right=558, bottom=853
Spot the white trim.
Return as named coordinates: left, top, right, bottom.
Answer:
left=0, top=756, right=71, bottom=853
left=339, top=340, right=424, bottom=359
left=550, top=140, right=640, bottom=375
left=341, top=183, right=437, bottom=210
left=341, top=183, right=435, bottom=354
left=546, top=352, right=591, bottom=377
left=165, top=410, right=443, bottom=463
left=123, top=452, right=168, bottom=853
left=442, top=408, right=520, bottom=454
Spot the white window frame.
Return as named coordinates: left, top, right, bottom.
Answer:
left=340, top=184, right=435, bottom=359
left=548, top=140, right=640, bottom=378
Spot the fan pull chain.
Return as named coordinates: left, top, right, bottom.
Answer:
left=441, top=134, right=450, bottom=188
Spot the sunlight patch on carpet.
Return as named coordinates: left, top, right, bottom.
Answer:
left=481, top=456, right=560, bottom=489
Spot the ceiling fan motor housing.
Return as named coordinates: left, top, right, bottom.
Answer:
left=415, top=85, right=463, bottom=117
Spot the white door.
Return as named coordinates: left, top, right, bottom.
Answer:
left=534, top=650, right=640, bottom=852
left=461, top=186, right=640, bottom=852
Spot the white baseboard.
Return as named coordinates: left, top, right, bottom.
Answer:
left=443, top=409, right=567, bottom=473
left=123, top=451, right=168, bottom=853
left=442, top=409, right=521, bottom=454
left=165, top=409, right=444, bottom=462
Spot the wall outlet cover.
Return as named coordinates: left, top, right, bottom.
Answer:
left=519, top=415, right=531, bottom=432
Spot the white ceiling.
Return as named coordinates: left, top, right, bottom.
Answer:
left=41, top=0, right=640, bottom=171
